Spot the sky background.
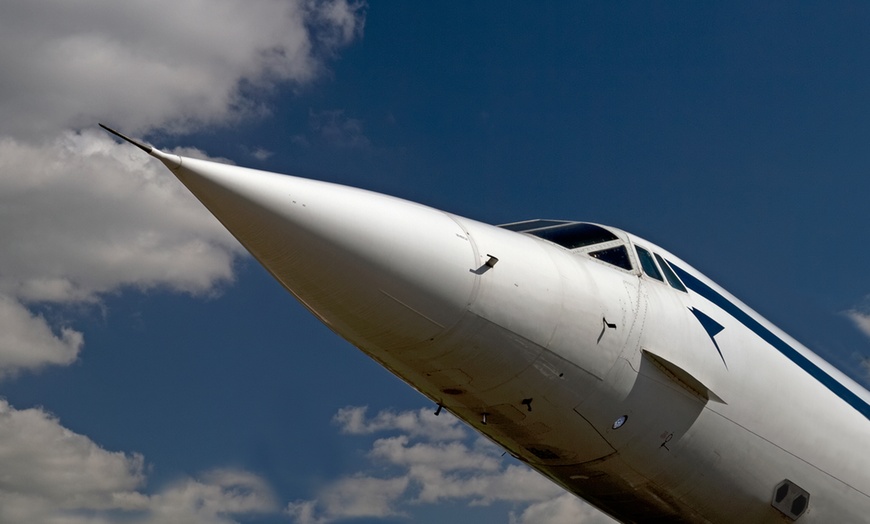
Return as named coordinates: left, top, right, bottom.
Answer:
left=1, top=2, right=870, bottom=523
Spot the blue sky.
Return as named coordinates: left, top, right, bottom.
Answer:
left=1, top=2, right=869, bottom=523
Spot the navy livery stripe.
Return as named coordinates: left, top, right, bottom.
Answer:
left=670, top=263, right=870, bottom=420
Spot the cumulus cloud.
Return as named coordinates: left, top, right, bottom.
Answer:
left=289, top=406, right=612, bottom=523
left=0, top=130, right=241, bottom=304
left=286, top=476, right=409, bottom=524
left=0, top=2, right=365, bottom=518
left=0, top=399, right=145, bottom=515
left=509, top=493, right=617, bottom=524
left=368, top=435, right=561, bottom=506
left=0, top=0, right=366, bottom=139
left=0, top=400, right=276, bottom=523
left=845, top=309, right=870, bottom=340
left=140, top=469, right=278, bottom=524
left=0, top=0, right=366, bottom=378
left=334, top=405, right=468, bottom=441
left=0, top=130, right=243, bottom=377
left=0, top=296, right=83, bottom=378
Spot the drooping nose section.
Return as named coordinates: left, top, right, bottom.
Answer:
left=163, top=155, right=478, bottom=351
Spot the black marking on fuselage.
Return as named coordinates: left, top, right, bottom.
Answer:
left=689, top=307, right=727, bottom=368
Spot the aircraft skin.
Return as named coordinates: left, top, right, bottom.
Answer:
left=101, top=125, right=870, bottom=523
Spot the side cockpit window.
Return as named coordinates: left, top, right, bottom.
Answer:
left=655, top=253, right=687, bottom=292
left=589, top=246, right=632, bottom=270
left=635, top=246, right=663, bottom=281
left=635, top=245, right=688, bottom=293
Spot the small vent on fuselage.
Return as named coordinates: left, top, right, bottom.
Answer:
left=771, top=479, right=809, bottom=520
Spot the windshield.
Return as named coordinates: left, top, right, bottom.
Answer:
left=523, top=222, right=618, bottom=249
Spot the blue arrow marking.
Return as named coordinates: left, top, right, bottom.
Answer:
left=689, top=307, right=727, bottom=368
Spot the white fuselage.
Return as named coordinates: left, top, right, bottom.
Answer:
left=138, top=146, right=870, bottom=523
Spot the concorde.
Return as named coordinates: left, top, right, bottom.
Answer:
left=101, top=125, right=870, bottom=522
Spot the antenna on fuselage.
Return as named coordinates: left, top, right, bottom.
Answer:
left=98, top=123, right=182, bottom=170
left=99, top=123, right=153, bottom=154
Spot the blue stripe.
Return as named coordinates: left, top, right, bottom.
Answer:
left=670, top=263, right=870, bottom=420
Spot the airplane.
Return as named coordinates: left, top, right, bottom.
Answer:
left=100, top=124, right=870, bottom=523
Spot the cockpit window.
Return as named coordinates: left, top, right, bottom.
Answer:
left=635, top=246, right=663, bottom=281
left=589, top=246, right=633, bottom=270
left=499, top=219, right=571, bottom=232
left=655, top=254, right=687, bottom=292
left=526, top=223, right=618, bottom=249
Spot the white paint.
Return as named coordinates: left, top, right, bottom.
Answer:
left=139, top=142, right=870, bottom=523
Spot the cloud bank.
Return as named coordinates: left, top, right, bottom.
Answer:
left=286, top=406, right=615, bottom=524
left=0, top=0, right=364, bottom=377
left=0, top=0, right=365, bottom=139
left=0, top=399, right=277, bottom=523
left=0, top=1, right=365, bottom=521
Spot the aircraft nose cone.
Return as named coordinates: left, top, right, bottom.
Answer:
left=168, top=156, right=478, bottom=351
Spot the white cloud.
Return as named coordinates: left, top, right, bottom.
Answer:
left=0, top=296, right=82, bottom=378
left=286, top=475, right=409, bottom=524
left=0, top=130, right=241, bottom=304
left=310, top=0, right=368, bottom=50
left=0, top=130, right=243, bottom=377
left=0, top=399, right=277, bottom=523
left=290, top=406, right=611, bottom=523
left=0, top=400, right=145, bottom=513
left=370, top=434, right=500, bottom=473
left=842, top=309, right=870, bottom=384
left=368, top=435, right=561, bottom=506
left=140, top=469, right=278, bottom=524
left=845, top=309, right=870, bottom=340
left=0, top=0, right=366, bottom=378
left=0, top=3, right=365, bottom=519
left=0, top=0, right=366, bottom=139
left=334, top=405, right=468, bottom=441
left=509, top=493, right=617, bottom=524
left=251, top=147, right=275, bottom=161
